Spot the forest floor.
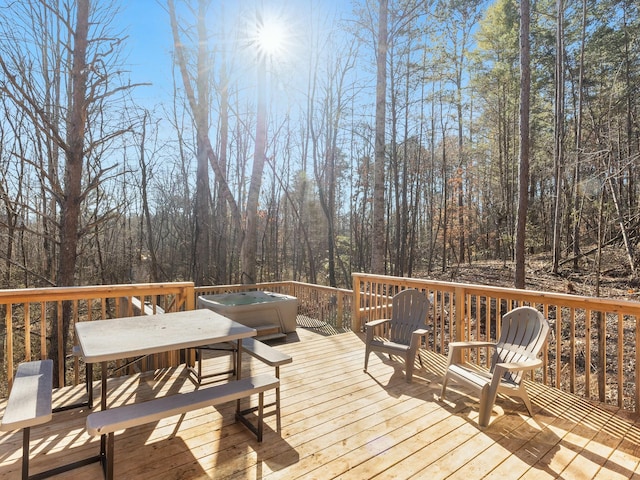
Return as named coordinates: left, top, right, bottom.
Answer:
left=421, top=245, right=639, bottom=302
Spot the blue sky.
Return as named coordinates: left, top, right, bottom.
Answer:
left=118, top=0, right=352, bottom=109
left=121, top=1, right=175, bottom=107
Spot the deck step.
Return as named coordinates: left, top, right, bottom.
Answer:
left=255, top=332, right=287, bottom=342
left=254, top=324, right=284, bottom=341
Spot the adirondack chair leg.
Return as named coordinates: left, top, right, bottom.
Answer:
left=364, top=347, right=371, bottom=372
left=440, top=374, right=449, bottom=401
left=478, top=383, right=499, bottom=427
left=405, top=343, right=421, bottom=383
left=518, top=386, right=534, bottom=416
left=405, top=359, right=414, bottom=383
left=363, top=326, right=375, bottom=372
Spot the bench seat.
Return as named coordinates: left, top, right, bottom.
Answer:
left=1, top=360, right=53, bottom=433
left=87, top=373, right=278, bottom=435
left=87, top=373, right=279, bottom=480
left=1, top=359, right=105, bottom=479
left=241, top=337, right=292, bottom=367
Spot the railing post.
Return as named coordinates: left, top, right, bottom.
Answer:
left=454, top=286, right=466, bottom=343
left=352, top=274, right=362, bottom=332
left=636, top=316, right=640, bottom=414
left=453, top=286, right=466, bottom=362
left=184, top=283, right=195, bottom=311
left=5, top=304, right=13, bottom=387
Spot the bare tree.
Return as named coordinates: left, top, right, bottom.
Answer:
left=167, top=0, right=212, bottom=286
left=0, top=0, right=139, bottom=385
left=371, top=0, right=388, bottom=275
left=515, top=0, right=531, bottom=289
left=551, top=0, right=565, bottom=274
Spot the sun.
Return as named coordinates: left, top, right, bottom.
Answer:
left=256, top=18, right=286, bottom=58
left=249, top=10, right=290, bottom=61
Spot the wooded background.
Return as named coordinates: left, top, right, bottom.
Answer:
left=0, top=0, right=638, bottom=292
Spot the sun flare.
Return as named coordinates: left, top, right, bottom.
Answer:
left=249, top=10, right=290, bottom=61
left=256, top=20, right=286, bottom=57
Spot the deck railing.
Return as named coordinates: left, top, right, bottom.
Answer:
left=352, top=272, right=640, bottom=412
left=0, top=282, right=195, bottom=392
left=2, top=275, right=639, bottom=413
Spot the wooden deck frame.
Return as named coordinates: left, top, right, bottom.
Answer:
left=2, top=329, right=640, bottom=479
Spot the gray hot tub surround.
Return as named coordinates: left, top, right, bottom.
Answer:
left=197, top=291, right=298, bottom=333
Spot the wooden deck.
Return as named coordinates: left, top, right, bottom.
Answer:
left=2, top=328, right=640, bottom=479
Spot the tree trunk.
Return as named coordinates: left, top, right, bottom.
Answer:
left=552, top=0, right=565, bottom=274
left=371, top=0, right=388, bottom=275
left=241, top=56, right=267, bottom=284
left=51, top=0, right=89, bottom=387
left=572, top=0, right=587, bottom=271
left=216, top=57, right=230, bottom=284
left=514, top=0, right=531, bottom=289
left=193, top=0, right=212, bottom=286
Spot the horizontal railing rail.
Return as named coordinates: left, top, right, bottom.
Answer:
left=352, top=272, right=640, bottom=413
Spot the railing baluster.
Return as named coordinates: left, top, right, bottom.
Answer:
left=636, top=314, right=640, bottom=414
left=24, top=303, right=31, bottom=362
left=618, top=312, right=624, bottom=408
left=556, top=305, right=562, bottom=390
left=585, top=309, right=591, bottom=401
left=570, top=307, right=576, bottom=393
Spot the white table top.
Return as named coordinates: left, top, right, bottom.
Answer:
left=75, top=309, right=256, bottom=363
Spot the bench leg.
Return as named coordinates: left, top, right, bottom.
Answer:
left=236, top=390, right=269, bottom=442
left=106, top=432, right=114, bottom=480
left=257, top=391, right=264, bottom=442
left=98, top=432, right=114, bottom=480
left=275, top=366, right=282, bottom=432
left=20, top=426, right=100, bottom=480
left=22, top=427, right=30, bottom=480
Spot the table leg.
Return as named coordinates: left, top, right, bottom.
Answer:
left=236, top=339, right=242, bottom=413
left=101, top=362, right=108, bottom=410
left=100, top=362, right=107, bottom=464
left=236, top=339, right=242, bottom=380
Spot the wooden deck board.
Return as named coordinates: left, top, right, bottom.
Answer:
left=2, top=329, right=640, bottom=479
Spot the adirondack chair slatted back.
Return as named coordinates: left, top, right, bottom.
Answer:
left=389, top=289, right=430, bottom=345
left=492, top=306, right=550, bottom=385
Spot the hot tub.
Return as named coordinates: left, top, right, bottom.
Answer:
left=197, top=291, right=298, bottom=333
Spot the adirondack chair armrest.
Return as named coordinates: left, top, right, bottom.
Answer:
left=365, top=318, right=391, bottom=342
left=493, top=358, right=543, bottom=375
left=447, top=341, right=496, bottom=364
left=365, top=318, right=391, bottom=328
left=408, top=328, right=430, bottom=351
left=448, top=341, right=495, bottom=350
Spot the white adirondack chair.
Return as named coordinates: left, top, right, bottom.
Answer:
left=364, top=289, right=431, bottom=383
left=440, top=306, right=550, bottom=427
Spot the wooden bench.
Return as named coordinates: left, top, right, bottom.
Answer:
left=241, top=338, right=292, bottom=431
left=1, top=360, right=53, bottom=480
left=1, top=359, right=102, bottom=479
left=86, top=373, right=279, bottom=480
